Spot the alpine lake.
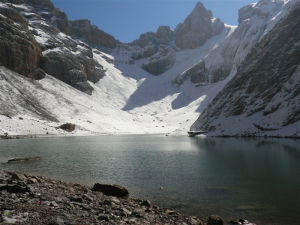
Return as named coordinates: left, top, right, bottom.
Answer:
left=0, top=135, right=299, bottom=225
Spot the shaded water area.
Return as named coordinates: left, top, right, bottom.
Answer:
left=0, top=135, right=299, bottom=225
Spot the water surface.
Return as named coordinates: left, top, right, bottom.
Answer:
left=0, top=135, right=299, bottom=225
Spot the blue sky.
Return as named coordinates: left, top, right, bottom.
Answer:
left=51, top=0, right=256, bottom=43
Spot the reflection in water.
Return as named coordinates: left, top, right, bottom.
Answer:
left=0, top=136, right=299, bottom=225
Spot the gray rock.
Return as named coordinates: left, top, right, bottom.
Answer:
left=121, top=207, right=132, bottom=215
left=50, top=201, right=59, bottom=207
left=82, top=194, right=93, bottom=202
left=27, top=178, right=38, bottom=184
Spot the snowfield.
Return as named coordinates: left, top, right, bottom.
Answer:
left=0, top=34, right=231, bottom=136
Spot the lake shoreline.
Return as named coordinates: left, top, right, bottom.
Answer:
left=0, top=170, right=206, bottom=225
left=1, top=132, right=300, bottom=141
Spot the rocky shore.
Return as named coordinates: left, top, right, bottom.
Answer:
left=0, top=170, right=257, bottom=225
left=0, top=170, right=206, bottom=225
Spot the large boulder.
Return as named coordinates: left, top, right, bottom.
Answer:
left=208, top=215, right=224, bottom=225
left=58, top=123, right=76, bottom=132
left=92, top=183, right=129, bottom=197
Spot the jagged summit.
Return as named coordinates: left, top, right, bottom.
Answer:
left=126, top=2, right=226, bottom=75
left=174, top=1, right=224, bottom=49
left=190, top=2, right=213, bottom=19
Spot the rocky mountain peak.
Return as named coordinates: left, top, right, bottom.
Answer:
left=174, top=2, right=224, bottom=49
left=190, top=2, right=213, bottom=20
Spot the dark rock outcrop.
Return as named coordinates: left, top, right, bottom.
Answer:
left=92, top=183, right=129, bottom=197
left=70, top=20, right=117, bottom=49
left=58, top=123, right=76, bottom=132
left=174, top=2, right=224, bottom=49
left=173, top=61, right=208, bottom=85
left=0, top=7, right=42, bottom=79
left=130, top=26, right=175, bottom=69
left=132, top=26, right=174, bottom=49
left=40, top=52, right=93, bottom=94
left=142, top=46, right=176, bottom=75
left=40, top=46, right=105, bottom=94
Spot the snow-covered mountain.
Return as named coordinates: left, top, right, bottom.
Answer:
left=0, top=0, right=299, bottom=137
left=191, top=4, right=300, bottom=137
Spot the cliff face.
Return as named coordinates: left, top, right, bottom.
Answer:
left=0, top=0, right=113, bottom=94
left=191, top=6, right=300, bottom=137
left=0, top=7, right=43, bottom=79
